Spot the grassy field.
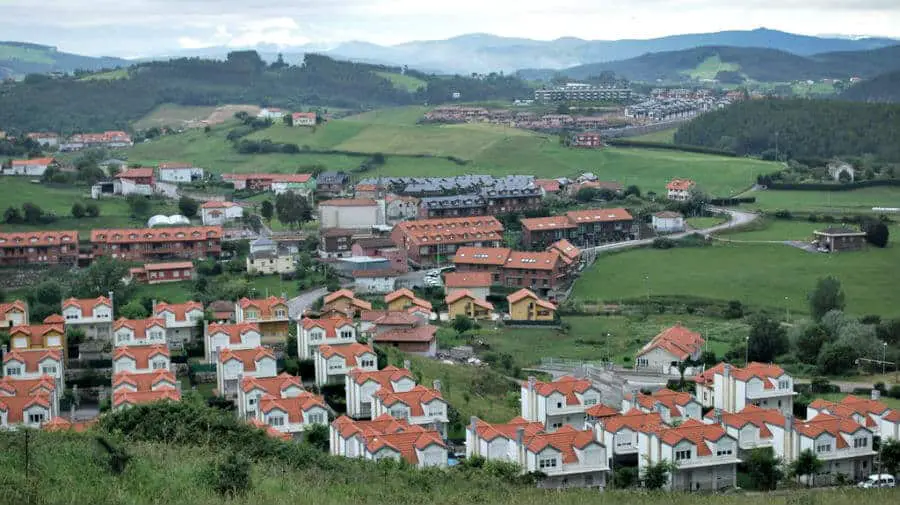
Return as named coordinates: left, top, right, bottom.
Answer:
left=686, top=216, right=727, bottom=229
left=132, top=104, right=217, bottom=129
left=720, top=219, right=823, bottom=242
left=451, top=315, right=747, bottom=368
left=0, top=44, right=54, bottom=63
left=375, top=71, right=426, bottom=92
left=629, top=128, right=676, bottom=144
left=79, top=68, right=129, bottom=81
left=739, top=187, right=900, bottom=214
left=573, top=231, right=900, bottom=317
left=684, top=55, right=740, bottom=80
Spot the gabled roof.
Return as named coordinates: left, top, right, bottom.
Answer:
left=520, top=215, right=575, bottom=231
left=585, top=404, right=620, bottom=419
left=384, top=289, right=433, bottom=310
left=655, top=419, right=729, bottom=455
left=12, top=157, right=55, bottom=166
left=259, top=392, right=326, bottom=423
left=548, top=239, right=580, bottom=262
left=532, top=376, right=595, bottom=405
left=534, top=179, right=561, bottom=193
left=238, top=296, right=288, bottom=318
left=113, top=345, right=169, bottom=369
left=506, top=289, right=556, bottom=310
left=504, top=250, right=562, bottom=271
left=628, top=388, right=697, bottom=417
left=363, top=427, right=446, bottom=464
left=452, top=247, right=511, bottom=266
left=90, top=226, right=222, bottom=244
left=525, top=425, right=597, bottom=463
left=241, top=373, right=304, bottom=394
left=0, top=300, right=27, bottom=316
left=207, top=322, right=261, bottom=344
left=393, top=216, right=504, bottom=246
left=566, top=207, right=633, bottom=224
left=638, top=323, right=704, bottom=361
left=300, top=316, right=354, bottom=337
left=711, top=405, right=785, bottom=439
left=322, top=289, right=372, bottom=310
left=332, top=413, right=410, bottom=439
left=444, top=290, right=494, bottom=310
left=374, top=385, right=444, bottom=417
left=218, top=347, right=275, bottom=371
left=473, top=416, right=545, bottom=442
left=116, top=167, right=154, bottom=179
left=154, top=301, right=204, bottom=322
left=838, top=395, right=892, bottom=416
left=374, top=326, right=437, bottom=344
left=666, top=178, right=695, bottom=191
left=201, top=200, right=238, bottom=209
left=793, top=413, right=868, bottom=447
left=599, top=409, right=665, bottom=433
left=2, top=349, right=63, bottom=372
left=319, top=343, right=374, bottom=366
left=0, top=375, right=57, bottom=397
left=112, top=370, right=177, bottom=392
left=9, top=321, right=64, bottom=346
left=348, top=366, right=414, bottom=389
left=443, top=272, right=492, bottom=288
left=112, top=387, right=180, bottom=408
left=0, top=393, right=52, bottom=423
left=695, top=362, right=785, bottom=387
left=113, top=317, right=167, bottom=338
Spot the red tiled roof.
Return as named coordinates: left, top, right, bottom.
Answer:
left=238, top=296, right=288, bottom=319
left=319, top=343, right=374, bottom=366
left=153, top=301, right=203, bottom=321
left=0, top=375, right=57, bottom=397
left=548, top=239, right=580, bottom=262
left=0, top=231, right=78, bottom=248
left=207, top=322, right=260, bottom=345
left=112, top=370, right=177, bottom=392
left=0, top=393, right=52, bottom=423
left=9, top=322, right=64, bottom=347
left=368, top=311, right=420, bottom=326
left=144, top=262, right=195, bottom=271
left=666, top=179, right=695, bottom=191
left=90, top=226, right=222, bottom=244
left=116, top=168, right=154, bottom=179
left=374, top=326, right=437, bottom=344
left=319, top=198, right=378, bottom=207
left=113, top=345, right=169, bottom=369
left=445, top=290, right=494, bottom=310
left=2, top=349, right=63, bottom=373
left=241, top=373, right=304, bottom=394
left=453, top=247, right=511, bottom=266
left=384, top=289, right=433, bottom=310
left=363, top=428, right=446, bottom=464
left=11, top=157, right=55, bottom=166
left=218, top=347, right=275, bottom=371
left=655, top=419, right=728, bottom=456
left=713, top=405, right=785, bottom=439
left=507, top=289, right=556, bottom=310
left=695, top=362, right=784, bottom=387
left=443, top=272, right=492, bottom=288
left=839, top=395, right=891, bottom=416
left=332, top=413, right=411, bottom=439
left=793, top=413, right=867, bottom=447
left=585, top=404, right=620, bottom=419
left=0, top=300, right=27, bottom=316
left=373, top=385, right=443, bottom=417
left=533, top=376, right=594, bottom=405
left=474, top=416, right=545, bottom=442
left=526, top=425, right=596, bottom=463
left=535, top=179, right=561, bottom=193
left=639, top=324, right=704, bottom=361
left=504, top=250, right=561, bottom=271
left=520, top=215, right=575, bottom=232
left=113, top=318, right=167, bottom=339
left=322, top=289, right=372, bottom=310
left=566, top=207, right=633, bottom=224
left=201, top=200, right=238, bottom=209
left=292, top=112, right=316, bottom=120
left=248, top=418, right=292, bottom=440
left=259, top=392, right=325, bottom=423
left=629, top=388, right=696, bottom=417
left=62, top=296, right=112, bottom=314
left=43, top=314, right=64, bottom=324
left=113, top=387, right=180, bottom=408
left=348, top=366, right=414, bottom=388
left=394, top=217, right=504, bottom=246
left=300, top=316, right=354, bottom=338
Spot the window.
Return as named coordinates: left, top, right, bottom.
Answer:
left=551, top=422, right=563, bottom=430
left=360, top=359, right=375, bottom=368
left=779, top=379, right=790, bottom=389
left=390, top=408, right=408, bottom=419
left=538, top=458, right=557, bottom=469
left=308, top=413, right=325, bottom=424
left=716, top=448, right=733, bottom=456
left=28, top=413, right=46, bottom=424
left=65, top=313, right=78, bottom=320
left=675, top=449, right=691, bottom=461
left=854, top=437, right=868, bottom=448
left=41, top=366, right=57, bottom=375
left=427, top=406, right=443, bottom=417
left=247, top=310, right=259, bottom=320
left=249, top=397, right=256, bottom=405
left=6, top=367, right=21, bottom=376
left=152, top=360, right=167, bottom=370
left=269, top=416, right=285, bottom=426
left=816, top=443, right=832, bottom=453
left=340, top=330, right=353, bottom=340
left=275, top=309, right=286, bottom=318
left=584, top=398, right=597, bottom=406
left=556, top=401, right=563, bottom=409
left=150, top=331, right=163, bottom=340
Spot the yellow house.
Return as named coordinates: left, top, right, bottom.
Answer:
left=322, top=289, right=373, bottom=318
left=235, top=297, right=290, bottom=344
left=507, top=289, right=557, bottom=321
left=384, top=288, right=433, bottom=312
left=446, top=290, right=494, bottom=321
left=1, top=300, right=29, bottom=329
left=9, top=314, right=67, bottom=353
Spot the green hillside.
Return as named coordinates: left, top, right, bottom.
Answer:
left=0, top=41, right=128, bottom=79
left=840, top=70, right=900, bottom=102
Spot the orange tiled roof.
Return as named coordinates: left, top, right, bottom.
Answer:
left=364, top=427, right=446, bottom=464
left=218, top=347, right=275, bottom=372
left=2, top=349, right=62, bottom=373
left=695, top=362, right=784, bottom=387
left=207, top=322, right=260, bottom=345
left=566, top=207, right=633, bottom=224
left=322, top=289, right=372, bottom=310
left=504, top=250, right=561, bottom=272
left=11, top=157, right=55, bottom=166
left=0, top=375, right=57, bottom=397
left=474, top=416, right=545, bottom=442
left=242, top=373, right=304, bottom=394
left=712, top=405, right=785, bottom=439
left=585, top=403, right=620, bottom=419
left=628, top=388, right=696, bottom=417
left=793, top=413, right=867, bottom=448
left=153, top=301, right=203, bottom=322
left=666, top=178, right=695, bottom=191
left=445, top=290, right=494, bottom=310
left=535, top=179, right=561, bottom=192
left=0, top=300, right=27, bottom=316
left=116, top=167, right=154, bottom=179
left=62, top=296, right=112, bottom=314
left=9, top=322, right=64, bottom=347
left=394, top=216, right=504, bottom=246
left=90, top=226, right=222, bottom=244
left=839, top=395, right=892, bottom=416
left=201, top=200, right=238, bottom=209
left=374, top=326, right=437, bottom=344
left=526, top=425, right=596, bottom=463
left=655, top=419, right=728, bottom=455
left=42, top=417, right=96, bottom=432
left=259, top=391, right=325, bottom=423
left=548, top=239, right=580, bottom=262
left=238, top=296, right=288, bottom=319
left=300, top=316, right=354, bottom=337
left=348, top=366, right=414, bottom=389
left=452, top=247, right=511, bottom=266
left=520, top=215, right=574, bottom=231
left=0, top=393, right=52, bottom=423
left=639, top=324, right=704, bottom=361
left=113, top=387, right=180, bottom=408
left=113, top=370, right=177, bottom=392
left=113, top=317, right=166, bottom=339
left=533, top=376, right=594, bottom=405
left=384, top=288, right=433, bottom=310
left=506, top=289, right=556, bottom=310
left=443, top=272, right=492, bottom=288
left=373, top=385, right=443, bottom=417
left=332, top=413, right=410, bottom=439
left=113, top=345, right=169, bottom=369
left=319, top=343, right=374, bottom=366
left=0, top=230, right=78, bottom=248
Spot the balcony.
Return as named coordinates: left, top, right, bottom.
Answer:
left=544, top=461, right=609, bottom=476
left=746, top=388, right=797, bottom=400
left=674, top=454, right=741, bottom=469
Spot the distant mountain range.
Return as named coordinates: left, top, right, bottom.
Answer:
left=158, top=28, right=898, bottom=75
left=0, top=41, right=128, bottom=79
left=518, top=44, right=900, bottom=83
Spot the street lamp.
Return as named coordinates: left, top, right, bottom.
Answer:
left=644, top=274, right=650, bottom=301
left=883, top=342, right=888, bottom=376
left=784, top=296, right=790, bottom=323
left=745, top=335, right=750, bottom=366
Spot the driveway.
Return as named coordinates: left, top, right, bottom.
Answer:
left=287, top=287, right=328, bottom=319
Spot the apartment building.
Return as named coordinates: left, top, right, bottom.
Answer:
left=589, top=409, right=665, bottom=467
left=695, top=362, right=796, bottom=416
left=521, top=208, right=635, bottom=249
left=111, top=370, right=180, bottom=410
left=90, top=226, right=223, bottom=261
left=61, top=296, right=113, bottom=340
left=520, top=376, right=604, bottom=431
left=807, top=393, right=900, bottom=441
left=0, top=231, right=79, bottom=266
left=639, top=419, right=740, bottom=491
left=313, top=343, right=377, bottom=386
left=297, top=316, right=357, bottom=360
left=535, top=83, right=632, bottom=103
left=345, top=365, right=416, bottom=419
left=791, top=413, right=876, bottom=483
left=391, top=216, right=504, bottom=267
left=452, top=247, right=570, bottom=295
left=371, top=383, right=449, bottom=437
left=0, top=375, right=58, bottom=430
left=152, top=301, right=204, bottom=344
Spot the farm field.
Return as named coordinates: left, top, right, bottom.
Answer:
left=572, top=231, right=900, bottom=317
left=629, top=128, right=676, bottom=144
left=739, top=186, right=900, bottom=213
left=132, top=104, right=217, bottom=129
left=686, top=216, right=727, bottom=229
left=375, top=71, right=426, bottom=92
left=685, top=55, right=740, bottom=80
left=720, top=219, right=824, bottom=242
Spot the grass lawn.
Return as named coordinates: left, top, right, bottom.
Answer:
left=572, top=233, right=900, bottom=317
left=720, top=219, right=823, bottom=242
left=684, top=55, right=740, bottom=80
left=464, top=315, right=747, bottom=368
left=629, top=128, right=676, bottom=144
left=78, top=68, right=129, bottom=81
left=687, top=216, right=727, bottom=229
left=375, top=71, right=426, bottom=92
left=739, top=187, right=900, bottom=214
left=132, top=103, right=217, bottom=129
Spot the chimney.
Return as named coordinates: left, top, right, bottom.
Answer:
left=528, top=376, right=536, bottom=392
left=470, top=416, right=478, bottom=437
left=723, top=363, right=731, bottom=377
left=872, top=389, right=881, bottom=401
left=152, top=299, right=158, bottom=315
left=714, top=408, right=722, bottom=425
left=516, top=427, right=526, bottom=463
left=108, top=291, right=115, bottom=316
left=176, top=380, right=182, bottom=393
left=403, top=359, right=411, bottom=370
left=432, top=379, right=441, bottom=392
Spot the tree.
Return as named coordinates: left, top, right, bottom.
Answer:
left=126, top=195, right=151, bottom=219
left=260, top=200, right=274, bottom=222
left=71, top=202, right=86, bottom=218
left=275, top=191, right=311, bottom=228
left=863, top=220, right=890, bottom=248
left=789, top=449, right=823, bottom=487
left=178, top=196, right=199, bottom=218
left=795, top=323, right=830, bottom=364
left=22, top=202, right=44, bottom=224
left=881, top=439, right=900, bottom=477
left=85, top=202, right=100, bottom=217
left=624, top=185, right=641, bottom=198
left=119, top=300, right=149, bottom=319
left=817, top=342, right=859, bottom=376
left=303, top=423, right=329, bottom=452
left=642, top=459, right=676, bottom=489
left=747, top=315, right=789, bottom=363
left=808, top=276, right=845, bottom=321
left=29, top=281, right=63, bottom=308
left=574, top=187, right=598, bottom=203
left=743, top=447, right=782, bottom=491
left=69, top=256, right=134, bottom=311
left=3, top=206, right=22, bottom=224
left=453, top=315, right=474, bottom=335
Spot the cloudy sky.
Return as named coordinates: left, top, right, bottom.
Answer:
left=0, top=0, right=897, bottom=57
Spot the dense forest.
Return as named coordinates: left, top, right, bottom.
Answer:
left=840, top=71, right=900, bottom=103
left=0, top=51, right=532, bottom=133
left=674, top=99, right=900, bottom=161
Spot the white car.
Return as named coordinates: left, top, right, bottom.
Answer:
left=858, top=474, right=895, bottom=488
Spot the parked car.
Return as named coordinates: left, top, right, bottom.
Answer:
left=858, top=474, right=895, bottom=488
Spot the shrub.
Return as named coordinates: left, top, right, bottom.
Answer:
left=652, top=237, right=675, bottom=249
left=205, top=452, right=252, bottom=497
left=774, top=209, right=793, bottom=220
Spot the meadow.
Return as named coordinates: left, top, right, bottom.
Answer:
left=740, top=186, right=900, bottom=214
left=720, top=219, right=826, bottom=242
left=629, top=127, right=677, bottom=144
left=684, top=55, right=740, bottom=80
left=572, top=231, right=900, bottom=317
left=375, top=71, right=427, bottom=92
left=132, top=103, right=217, bottom=129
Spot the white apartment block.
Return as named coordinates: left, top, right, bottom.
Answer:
left=313, top=343, right=377, bottom=387
left=257, top=392, right=329, bottom=436
left=113, top=318, right=168, bottom=347
left=808, top=393, right=900, bottom=442
left=152, top=301, right=204, bottom=345
left=521, top=375, right=603, bottom=431
left=237, top=373, right=304, bottom=420
left=216, top=347, right=277, bottom=398
left=639, top=419, right=740, bottom=491
left=371, top=383, right=448, bottom=437
left=330, top=415, right=448, bottom=468
left=204, top=322, right=262, bottom=363
left=297, top=316, right=357, bottom=360
left=695, top=362, right=796, bottom=416
left=61, top=296, right=113, bottom=340
left=2, top=348, right=65, bottom=392
left=112, top=345, right=170, bottom=375
left=345, top=365, right=416, bottom=419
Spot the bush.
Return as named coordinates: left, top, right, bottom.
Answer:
left=889, top=384, right=900, bottom=399
left=652, top=237, right=675, bottom=249
left=204, top=452, right=252, bottom=497
left=774, top=209, right=793, bottom=220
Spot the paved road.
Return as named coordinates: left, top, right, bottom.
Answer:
left=287, top=287, right=328, bottom=319
left=581, top=206, right=759, bottom=256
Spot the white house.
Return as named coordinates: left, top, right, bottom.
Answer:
left=246, top=248, right=296, bottom=275
left=158, top=162, right=204, bottom=183
left=5, top=157, right=55, bottom=177
left=216, top=346, right=277, bottom=398
left=0, top=378, right=56, bottom=430
left=634, top=324, right=705, bottom=373
left=807, top=393, right=900, bottom=442
left=318, top=199, right=384, bottom=230
left=694, top=362, right=796, bottom=416
left=237, top=373, right=304, bottom=420
left=291, top=112, right=317, bottom=126
left=705, top=405, right=789, bottom=458
left=524, top=425, right=609, bottom=489
left=466, top=416, right=546, bottom=463
left=200, top=201, right=244, bottom=226
left=1, top=300, right=29, bottom=329
left=331, top=414, right=410, bottom=459
left=113, top=318, right=168, bottom=347
left=371, top=383, right=448, bottom=437
left=152, top=301, right=204, bottom=345
left=330, top=415, right=448, bottom=468
left=314, top=343, right=377, bottom=387
left=112, top=345, right=170, bottom=375
left=639, top=419, right=740, bottom=491
left=589, top=409, right=665, bottom=467
left=346, top=365, right=416, bottom=419
left=622, top=388, right=703, bottom=424
left=791, top=413, right=876, bottom=483
left=2, top=349, right=65, bottom=392
left=297, top=316, right=356, bottom=360
left=111, top=370, right=180, bottom=410
left=204, top=322, right=262, bottom=363
left=666, top=178, right=695, bottom=201
left=652, top=211, right=685, bottom=233
left=61, top=296, right=114, bottom=340
left=520, top=376, right=603, bottom=431
left=257, top=391, right=328, bottom=436
left=353, top=269, right=400, bottom=294
left=258, top=108, right=285, bottom=120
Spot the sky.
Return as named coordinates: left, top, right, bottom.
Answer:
left=0, top=0, right=898, bottom=57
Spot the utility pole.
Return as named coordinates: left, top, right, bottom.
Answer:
left=883, top=342, right=888, bottom=376
left=745, top=335, right=750, bottom=366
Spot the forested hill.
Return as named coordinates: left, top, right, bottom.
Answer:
left=0, top=41, right=128, bottom=79
left=840, top=71, right=900, bottom=103
left=674, top=99, right=900, bottom=161
left=0, top=51, right=532, bottom=133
